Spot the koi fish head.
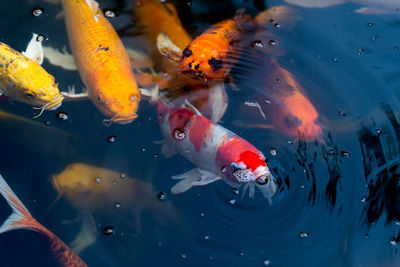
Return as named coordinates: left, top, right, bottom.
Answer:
left=12, top=75, right=63, bottom=117
left=179, top=44, right=226, bottom=82
left=93, top=75, right=140, bottom=125
left=229, top=150, right=273, bottom=185
left=216, top=136, right=274, bottom=185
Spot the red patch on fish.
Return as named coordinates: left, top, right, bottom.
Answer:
left=188, top=115, right=213, bottom=152
left=215, top=136, right=260, bottom=168
left=238, top=150, right=266, bottom=172
left=167, top=108, right=194, bottom=137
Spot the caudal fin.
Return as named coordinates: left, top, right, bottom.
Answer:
left=0, top=174, right=43, bottom=234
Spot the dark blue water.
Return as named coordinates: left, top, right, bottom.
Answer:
left=1, top=0, right=400, bottom=266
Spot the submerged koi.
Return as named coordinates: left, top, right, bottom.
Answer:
left=158, top=11, right=255, bottom=82
left=62, top=0, right=140, bottom=124
left=157, top=99, right=276, bottom=202
left=0, top=173, right=87, bottom=267
left=51, top=163, right=178, bottom=252
left=0, top=35, right=63, bottom=116
left=237, top=59, right=322, bottom=141
left=268, top=60, right=322, bottom=140
left=135, top=0, right=192, bottom=71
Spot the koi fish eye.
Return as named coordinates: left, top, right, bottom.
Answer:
left=256, top=176, right=268, bottom=185
left=173, top=128, right=186, bottom=141
left=24, top=91, right=35, bottom=98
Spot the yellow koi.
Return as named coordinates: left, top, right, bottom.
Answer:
left=0, top=40, right=62, bottom=117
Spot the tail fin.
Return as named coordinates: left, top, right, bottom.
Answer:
left=0, top=174, right=43, bottom=234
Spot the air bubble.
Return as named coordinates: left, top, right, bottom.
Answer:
left=299, top=232, right=310, bottom=238
left=56, top=112, right=68, bottom=121
left=263, top=260, right=271, bottom=266
left=204, top=235, right=210, bottom=240
left=32, top=7, right=44, bottom=17
left=338, top=110, right=346, bottom=116
left=114, top=203, right=121, bottom=208
left=270, top=149, right=277, bottom=156
left=108, top=135, right=117, bottom=143
left=104, top=9, right=117, bottom=18
left=340, top=151, right=350, bottom=157
left=95, top=177, right=101, bottom=183
left=268, top=40, right=276, bottom=46
left=232, top=188, right=239, bottom=195
left=103, top=226, right=114, bottom=236
left=251, top=40, right=264, bottom=48
left=120, top=173, right=126, bottom=179
left=333, top=58, right=339, bottom=62
left=367, top=22, right=374, bottom=27
left=158, top=192, right=167, bottom=201
left=229, top=199, right=236, bottom=205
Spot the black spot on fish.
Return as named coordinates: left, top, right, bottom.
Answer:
left=182, top=48, right=193, bottom=58
left=194, top=64, right=200, bottom=70
left=188, top=61, right=193, bottom=69
left=208, top=57, right=223, bottom=71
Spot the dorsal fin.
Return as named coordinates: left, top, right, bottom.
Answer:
left=85, top=0, right=101, bottom=22
left=157, top=32, right=182, bottom=62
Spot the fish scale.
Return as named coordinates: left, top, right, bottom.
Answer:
left=62, top=0, right=140, bottom=123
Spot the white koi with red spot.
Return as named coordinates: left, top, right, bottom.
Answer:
left=157, top=99, right=277, bottom=202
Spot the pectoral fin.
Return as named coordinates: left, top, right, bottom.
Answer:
left=284, top=0, right=345, bottom=8
left=255, top=174, right=277, bottom=205
left=42, top=46, right=77, bottom=70
left=22, top=33, right=44, bottom=64
left=171, top=168, right=221, bottom=194
left=70, top=213, right=97, bottom=253
left=355, top=6, right=392, bottom=14
left=208, top=82, right=228, bottom=123
left=157, top=32, right=182, bottom=62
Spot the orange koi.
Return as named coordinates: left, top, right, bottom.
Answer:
left=263, top=59, right=322, bottom=140
left=179, top=13, right=254, bottom=82
left=135, top=0, right=192, bottom=71
left=0, top=173, right=87, bottom=267
left=62, top=0, right=140, bottom=124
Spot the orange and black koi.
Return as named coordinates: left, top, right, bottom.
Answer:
left=179, top=13, right=254, bottom=82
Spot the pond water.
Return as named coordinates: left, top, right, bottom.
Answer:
left=0, top=0, right=400, bottom=266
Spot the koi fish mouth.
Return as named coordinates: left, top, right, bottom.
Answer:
left=103, top=113, right=138, bottom=126
left=181, top=69, right=208, bottom=82
left=32, top=96, right=64, bottom=118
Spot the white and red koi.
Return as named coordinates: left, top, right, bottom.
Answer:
left=157, top=98, right=276, bottom=201
left=0, top=173, right=87, bottom=267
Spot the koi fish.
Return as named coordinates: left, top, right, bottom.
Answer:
left=0, top=173, right=87, bottom=267
left=235, top=59, right=322, bottom=141
left=284, top=0, right=400, bottom=14
left=51, top=163, right=177, bottom=252
left=266, top=60, right=322, bottom=140
left=0, top=34, right=63, bottom=117
left=158, top=11, right=255, bottom=82
left=135, top=0, right=192, bottom=71
left=62, top=0, right=141, bottom=124
left=157, top=98, right=276, bottom=202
